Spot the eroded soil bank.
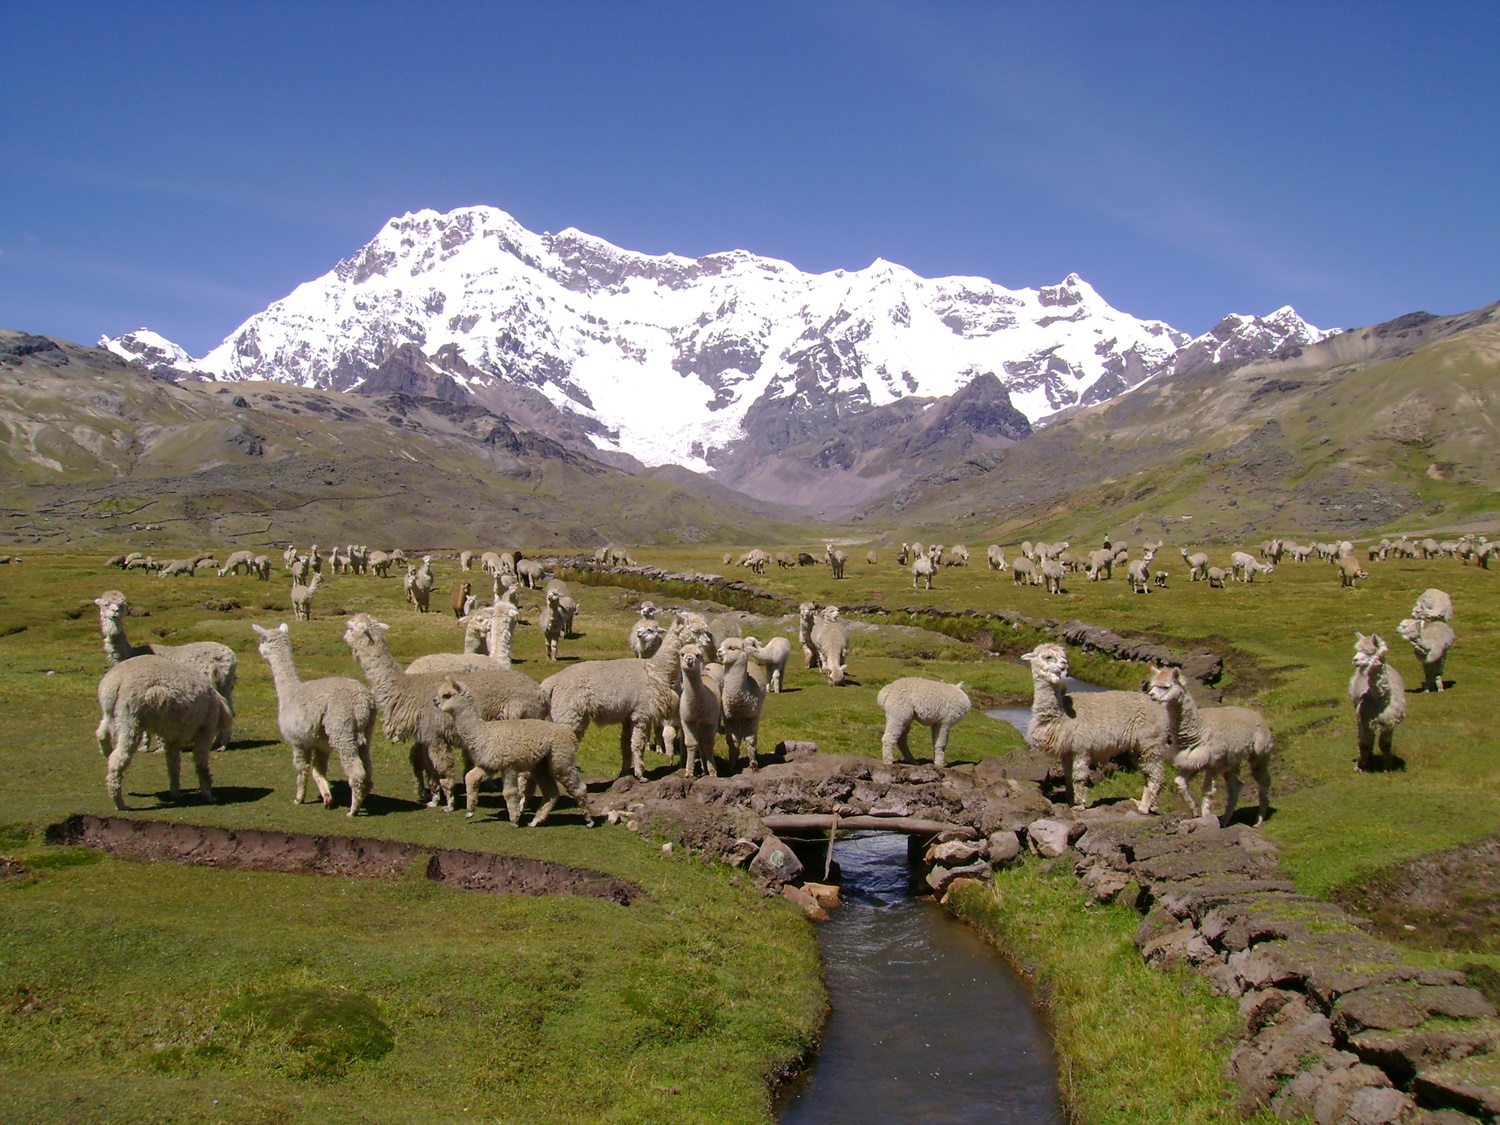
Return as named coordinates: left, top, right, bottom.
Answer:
left=44, top=814, right=643, bottom=904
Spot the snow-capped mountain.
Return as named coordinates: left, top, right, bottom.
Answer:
left=104, top=206, right=1330, bottom=473
left=1170, top=307, right=1337, bottom=376
left=100, top=328, right=198, bottom=376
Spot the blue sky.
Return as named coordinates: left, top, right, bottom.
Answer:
left=3, top=2, right=1497, bottom=355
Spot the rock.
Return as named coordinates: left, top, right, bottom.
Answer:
left=1269, top=1051, right=1360, bottom=1120
left=749, top=833, right=803, bottom=885
left=776, top=740, right=819, bottom=758
left=727, top=838, right=760, bottom=868
left=1340, top=1086, right=1419, bottom=1125
left=987, top=830, right=1021, bottom=866
left=927, top=860, right=990, bottom=895
left=1140, top=921, right=1217, bottom=968
left=1228, top=945, right=1309, bottom=992
left=1350, top=1022, right=1500, bottom=1085
left=1027, top=818, right=1076, bottom=858
left=1229, top=1005, right=1342, bottom=1114
left=1079, top=862, right=1131, bottom=904
left=1309, top=1063, right=1396, bottom=1125
left=801, top=882, right=840, bottom=910
left=1334, top=983, right=1498, bottom=1036
left=1413, top=1111, right=1486, bottom=1125
left=1202, top=960, right=1244, bottom=998
left=1414, top=1053, right=1500, bottom=1119
left=927, top=839, right=983, bottom=866
left=782, top=883, right=829, bottom=922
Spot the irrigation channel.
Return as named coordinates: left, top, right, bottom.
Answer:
left=775, top=681, right=1113, bottom=1123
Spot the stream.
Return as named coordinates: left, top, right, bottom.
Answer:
left=777, top=833, right=1064, bottom=1124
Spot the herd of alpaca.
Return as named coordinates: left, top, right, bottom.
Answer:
left=85, top=531, right=1467, bottom=829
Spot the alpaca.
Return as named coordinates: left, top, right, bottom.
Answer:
left=1396, top=616, right=1455, bottom=692
left=95, top=656, right=230, bottom=809
left=1022, top=643, right=1168, bottom=812
left=1144, top=666, right=1273, bottom=826
left=674, top=643, right=722, bottom=777
left=290, top=574, right=322, bottom=622
left=1350, top=632, right=1406, bottom=772
left=876, top=677, right=970, bottom=768
left=252, top=623, right=376, bottom=815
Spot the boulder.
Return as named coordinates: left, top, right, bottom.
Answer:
left=1414, top=1053, right=1500, bottom=1120
left=927, top=839, right=983, bottom=866
left=1333, top=983, right=1497, bottom=1037
left=1338, top=1086, right=1418, bottom=1125
left=987, top=830, right=1021, bottom=865
left=1350, top=1022, right=1500, bottom=1085
left=801, top=882, right=841, bottom=910
left=1027, top=818, right=1077, bottom=858
left=749, top=833, right=803, bottom=886
left=927, top=860, right=990, bottom=895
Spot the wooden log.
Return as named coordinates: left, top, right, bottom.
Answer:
left=759, top=813, right=977, bottom=839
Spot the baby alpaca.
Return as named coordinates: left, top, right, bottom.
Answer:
left=290, top=573, right=322, bottom=622
left=253, top=623, right=376, bottom=815
left=675, top=643, right=722, bottom=777
left=1144, top=666, right=1273, bottom=827
left=752, top=635, right=792, bottom=693
left=434, top=680, right=592, bottom=826
left=876, top=677, right=970, bottom=768
left=1349, top=632, right=1406, bottom=772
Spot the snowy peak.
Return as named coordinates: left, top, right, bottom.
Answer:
left=100, top=205, right=1322, bottom=475
left=100, top=328, right=199, bottom=377
left=1171, top=306, right=1336, bottom=375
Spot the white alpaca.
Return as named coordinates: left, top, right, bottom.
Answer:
left=95, top=656, right=230, bottom=809
left=876, top=677, right=970, bottom=768
left=1350, top=632, right=1406, bottom=772
left=1144, top=666, right=1273, bottom=826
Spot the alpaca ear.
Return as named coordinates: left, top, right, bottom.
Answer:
left=251, top=623, right=269, bottom=638
left=279, top=622, right=289, bottom=634
left=1020, top=650, right=1037, bottom=663
left=1353, top=630, right=1366, bottom=640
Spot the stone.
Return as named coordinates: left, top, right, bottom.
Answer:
left=1308, top=1063, right=1395, bottom=1125
left=986, top=830, right=1021, bottom=865
left=1141, top=922, right=1217, bottom=968
left=1027, top=818, right=1076, bottom=858
left=749, top=833, right=803, bottom=885
left=1079, top=862, right=1131, bottom=904
left=1270, top=1051, right=1360, bottom=1120
left=1351, top=1023, right=1500, bottom=1085
left=1153, top=880, right=1305, bottom=922
left=1228, top=944, right=1308, bottom=991
left=927, top=860, right=990, bottom=895
left=1202, top=960, right=1244, bottom=998
left=727, top=838, right=759, bottom=868
left=927, top=839, right=983, bottom=866
left=801, top=882, right=840, bottom=910
left=1413, top=1111, right=1485, bottom=1125
left=1414, top=1053, right=1500, bottom=1119
left=782, top=883, right=829, bottom=922
left=1340, top=1086, right=1418, bottom=1125
left=1334, top=983, right=1499, bottom=1037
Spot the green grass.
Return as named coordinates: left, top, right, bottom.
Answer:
left=1, top=540, right=1496, bottom=1122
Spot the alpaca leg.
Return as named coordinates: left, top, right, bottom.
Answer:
left=1070, top=752, right=1091, bottom=809
left=310, top=748, right=334, bottom=808
left=292, top=745, right=311, bottom=804
left=880, top=716, right=904, bottom=764
left=1218, top=769, right=1243, bottom=828
left=499, top=768, right=523, bottom=825
left=1356, top=725, right=1375, bottom=772
left=724, top=732, right=739, bottom=776
left=104, top=720, right=139, bottom=810
left=628, top=721, right=649, bottom=780
left=1175, top=772, right=1197, bottom=815
left=528, top=770, right=561, bottom=827
left=743, top=729, right=760, bottom=771
left=1250, top=757, right=1272, bottom=826
left=929, top=722, right=948, bottom=769
left=165, top=743, right=183, bottom=801
left=896, top=725, right=914, bottom=763
left=681, top=730, right=697, bottom=777
left=1137, top=752, right=1166, bottom=815
left=411, top=742, right=434, bottom=805
left=465, top=766, right=489, bottom=818
left=190, top=729, right=215, bottom=804
left=556, top=763, right=595, bottom=827
left=618, top=724, right=634, bottom=779
left=1379, top=728, right=1396, bottom=769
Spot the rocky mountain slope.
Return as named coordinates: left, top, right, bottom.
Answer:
left=0, top=331, right=799, bottom=549
left=101, top=206, right=1329, bottom=493
left=866, top=301, right=1500, bottom=542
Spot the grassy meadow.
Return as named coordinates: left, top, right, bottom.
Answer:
left=0, top=538, right=1496, bottom=1123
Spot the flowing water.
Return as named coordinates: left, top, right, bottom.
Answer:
left=778, top=833, right=1063, bottom=1124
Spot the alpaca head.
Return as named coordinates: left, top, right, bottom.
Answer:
left=343, top=613, right=389, bottom=648
left=1021, top=643, right=1069, bottom=687
left=679, top=643, right=705, bottom=677
left=95, top=590, right=128, bottom=625
left=1143, top=665, right=1187, bottom=705
left=252, top=621, right=291, bottom=655
left=1352, top=631, right=1388, bottom=670
left=433, top=679, right=469, bottom=714
left=1395, top=618, right=1421, bottom=644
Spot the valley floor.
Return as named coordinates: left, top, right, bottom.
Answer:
left=0, top=542, right=1495, bottom=1122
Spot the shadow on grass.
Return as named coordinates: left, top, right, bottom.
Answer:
left=133, top=785, right=273, bottom=807
left=224, top=738, right=281, bottom=751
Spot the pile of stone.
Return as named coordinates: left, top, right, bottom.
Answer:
left=1044, top=813, right=1500, bottom=1125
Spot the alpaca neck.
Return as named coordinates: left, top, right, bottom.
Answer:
left=350, top=633, right=407, bottom=697
left=445, top=696, right=488, bottom=744
left=262, top=641, right=303, bottom=697
left=1029, top=672, right=1069, bottom=720
left=100, top=614, right=145, bottom=665
left=1165, top=690, right=1204, bottom=747
left=490, top=614, right=515, bottom=662
left=649, top=628, right=686, bottom=689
